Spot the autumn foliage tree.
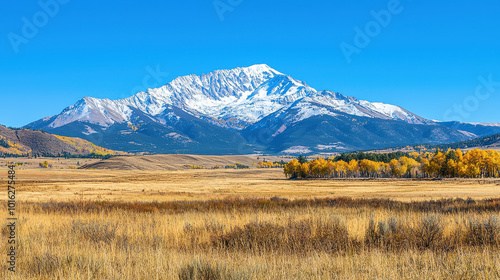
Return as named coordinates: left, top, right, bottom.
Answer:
left=284, top=149, right=500, bottom=179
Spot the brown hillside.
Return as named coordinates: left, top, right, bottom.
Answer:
left=0, top=125, right=127, bottom=156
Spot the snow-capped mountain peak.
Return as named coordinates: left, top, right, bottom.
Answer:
left=25, top=64, right=497, bottom=155
left=34, top=64, right=431, bottom=130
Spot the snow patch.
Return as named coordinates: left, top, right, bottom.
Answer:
left=165, top=132, right=193, bottom=143
left=457, top=130, right=477, bottom=138
left=282, top=146, right=312, bottom=154
left=316, top=143, right=350, bottom=151
left=272, top=124, right=287, bottom=137
left=82, top=125, right=98, bottom=135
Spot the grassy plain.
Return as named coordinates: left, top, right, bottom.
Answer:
left=1, top=156, right=500, bottom=279
left=2, top=168, right=500, bottom=202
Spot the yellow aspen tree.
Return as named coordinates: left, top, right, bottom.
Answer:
left=300, top=162, right=310, bottom=178
left=348, top=159, right=359, bottom=178
left=389, top=159, right=401, bottom=177
left=326, top=160, right=336, bottom=178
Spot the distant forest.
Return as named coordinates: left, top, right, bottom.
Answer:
left=387, top=133, right=500, bottom=152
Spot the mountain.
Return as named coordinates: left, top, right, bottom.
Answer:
left=25, top=64, right=500, bottom=154
left=28, top=65, right=316, bottom=130
left=437, top=121, right=500, bottom=138
left=0, top=125, right=128, bottom=157
left=243, top=112, right=472, bottom=154
left=425, top=132, right=500, bottom=151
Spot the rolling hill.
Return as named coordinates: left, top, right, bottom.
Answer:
left=79, top=154, right=259, bottom=170
left=0, top=125, right=129, bottom=157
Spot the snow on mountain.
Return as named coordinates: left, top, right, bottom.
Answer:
left=261, top=91, right=430, bottom=127
left=26, top=64, right=496, bottom=154
left=125, top=64, right=316, bottom=124
left=33, top=64, right=433, bottom=130
left=49, top=97, right=133, bottom=128
left=359, top=101, right=430, bottom=124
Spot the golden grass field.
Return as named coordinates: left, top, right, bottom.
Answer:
left=3, top=167, right=500, bottom=203
left=1, top=156, right=500, bottom=279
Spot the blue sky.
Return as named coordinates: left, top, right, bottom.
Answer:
left=1, top=0, right=499, bottom=127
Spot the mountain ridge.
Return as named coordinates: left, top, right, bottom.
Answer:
left=33, top=64, right=428, bottom=130
left=0, top=125, right=129, bottom=157
left=25, top=64, right=500, bottom=154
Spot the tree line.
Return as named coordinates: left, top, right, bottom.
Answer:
left=0, top=138, right=9, bottom=148
left=284, top=149, right=500, bottom=179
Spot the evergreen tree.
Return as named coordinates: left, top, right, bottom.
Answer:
left=297, top=155, right=308, bottom=164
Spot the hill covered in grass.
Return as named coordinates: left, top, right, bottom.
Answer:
left=79, top=154, right=259, bottom=170
left=0, top=125, right=129, bottom=157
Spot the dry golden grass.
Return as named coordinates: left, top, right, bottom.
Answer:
left=1, top=167, right=499, bottom=202
left=1, top=162, right=500, bottom=279
left=1, top=198, right=499, bottom=279
left=0, top=157, right=101, bottom=171
left=78, top=154, right=273, bottom=170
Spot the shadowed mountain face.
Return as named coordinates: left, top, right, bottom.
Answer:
left=25, top=65, right=500, bottom=155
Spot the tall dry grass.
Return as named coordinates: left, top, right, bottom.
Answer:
left=1, top=198, right=499, bottom=279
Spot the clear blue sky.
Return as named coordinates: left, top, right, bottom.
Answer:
left=1, top=0, right=499, bottom=127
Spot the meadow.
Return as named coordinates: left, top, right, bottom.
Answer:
left=1, top=158, right=500, bottom=279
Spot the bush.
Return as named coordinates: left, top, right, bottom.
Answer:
left=464, top=216, right=500, bottom=246
left=178, top=260, right=248, bottom=280
left=211, top=219, right=352, bottom=253
left=225, top=163, right=249, bottom=169
left=413, top=214, right=444, bottom=249
left=39, top=161, right=51, bottom=168
left=26, top=253, right=101, bottom=278
left=365, top=216, right=410, bottom=251
left=71, top=220, right=117, bottom=244
left=27, top=252, right=61, bottom=276
left=313, top=218, right=351, bottom=252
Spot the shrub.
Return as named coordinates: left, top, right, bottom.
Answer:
left=364, top=216, right=409, bottom=251
left=413, top=214, right=444, bottom=249
left=365, top=219, right=379, bottom=248
left=313, top=218, right=351, bottom=252
left=27, top=252, right=61, bottom=276
left=464, top=216, right=500, bottom=246
left=39, top=160, right=52, bottom=168
left=71, top=220, right=117, bottom=244
left=212, top=222, right=287, bottom=252
left=178, top=260, right=248, bottom=280
left=211, top=219, right=351, bottom=253
left=225, top=163, right=249, bottom=169
left=26, top=253, right=102, bottom=278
